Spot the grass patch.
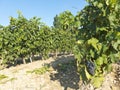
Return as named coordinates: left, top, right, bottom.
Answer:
left=0, top=74, right=8, bottom=81
left=0, top=77, right=17, bottom=84
left=26, top=64, right=50, bottom=75
left=9, top=77, right=17, bottom=81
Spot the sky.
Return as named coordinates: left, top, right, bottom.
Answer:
left=0, top=0, right=87, bottom=26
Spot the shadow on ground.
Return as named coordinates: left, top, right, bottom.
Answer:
left=50, top=55, right=80, bottom=90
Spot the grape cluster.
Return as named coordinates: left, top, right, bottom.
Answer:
left=86, top=60, right=95, bottom=76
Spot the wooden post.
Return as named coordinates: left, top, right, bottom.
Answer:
left=23, top=58, right=26, bottom=64
left=29, top=56, right=33, bottom=63
left=55, top=49, right=58, bottom=58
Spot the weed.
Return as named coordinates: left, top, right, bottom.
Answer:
left=0, top=77, right=17, bottom=84
left=0, top=74, right=8, bottom=81
left=26, top=64, right=50, bottom=75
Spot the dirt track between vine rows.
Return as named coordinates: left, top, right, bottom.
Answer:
left=0, top=55, right=120, bottom=90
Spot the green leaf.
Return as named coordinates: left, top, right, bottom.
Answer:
left=88, top=38, right=99, bottom=50
left=106, top=0, right=110, bottom=5
left=105, top=64, right=112, bottom=72
left=102, top=44, right=109, bottom=53
left=98, top=3, right=103, bottom=8
left=76, top=40, right=84, bottom=44
left=85, top=66, right=92, bottom=80
left=90, top=49, right=95, bottom=58
left=96, top=56, right=104, bottom=65
left=109, top=54, right=116, bottom=63
left=112, top=40, right=120, bottom=51
left=106, top=0, right=117, bottom=7
left=102, top=55, right=108, bottom=64
left=97, top=43, right=102, bottom=51
left=91, top=75, right=104, bottom=88
left=93, top=1, right=98, bottom=6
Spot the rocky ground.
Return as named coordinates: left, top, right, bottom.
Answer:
left=0, top=55, right=120, bottom=90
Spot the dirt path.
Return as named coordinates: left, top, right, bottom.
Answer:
left=0, top=55, right=119, bottom=90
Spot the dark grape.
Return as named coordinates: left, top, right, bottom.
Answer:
left=86, top=60, right=95, bottom=76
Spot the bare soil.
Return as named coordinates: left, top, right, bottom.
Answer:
left=0, top=55, right=119, bottom=90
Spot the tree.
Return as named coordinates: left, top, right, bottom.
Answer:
left=53, top=10, right=79, bottom=32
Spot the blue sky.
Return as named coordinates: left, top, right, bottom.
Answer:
left=0, top=0, right=87, bottom=26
